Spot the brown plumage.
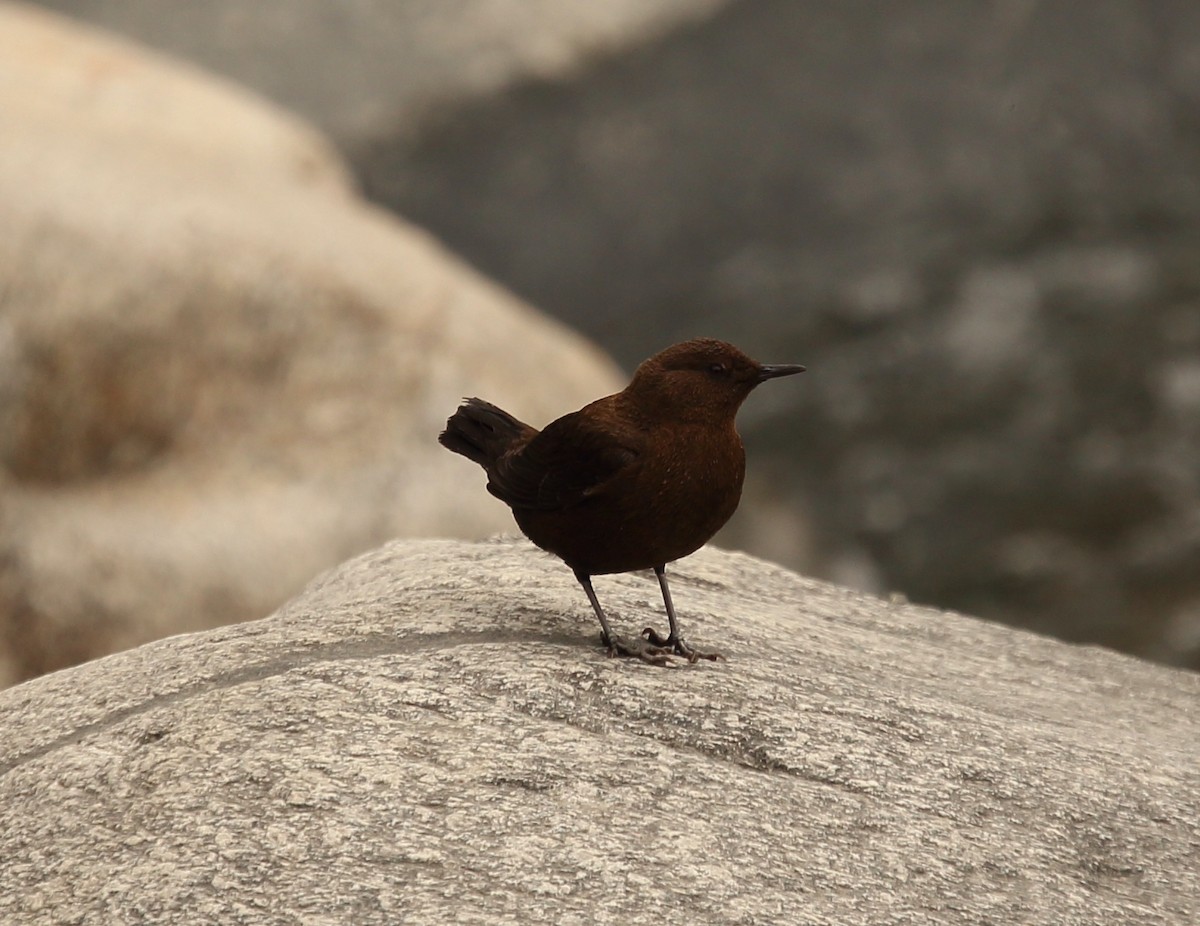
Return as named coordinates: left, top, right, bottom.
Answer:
left=439, top=337, right=805, bottom=665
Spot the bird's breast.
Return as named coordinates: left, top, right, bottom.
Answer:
left=643, top=425, right=745, bottom=537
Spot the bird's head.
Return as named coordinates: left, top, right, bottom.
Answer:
left=623, top=338, right=805, bottom=423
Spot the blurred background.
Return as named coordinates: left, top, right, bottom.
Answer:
left=4, top=0, right=1199, bottom=683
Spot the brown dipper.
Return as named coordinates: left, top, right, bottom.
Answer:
left=438, top=338, right=805, bottom=665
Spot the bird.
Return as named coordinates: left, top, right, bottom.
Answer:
left=438, top=337, right=805, bottom=665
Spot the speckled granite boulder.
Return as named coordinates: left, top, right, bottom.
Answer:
left=2, top=538, right=1196, bottom=924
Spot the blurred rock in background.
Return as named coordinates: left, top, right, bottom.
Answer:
left=18, top=0, right=1200, bottom=670
left=0, top=3, right=622, bottom=686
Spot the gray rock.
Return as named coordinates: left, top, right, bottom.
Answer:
left=2, top=538, right=1197, bottom=924
left=0, top=6, right=623, bottom=686
left=348, top=0, right=1200, bottom=669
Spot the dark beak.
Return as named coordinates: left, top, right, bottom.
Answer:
left=756, top=363, right=806, bottom=383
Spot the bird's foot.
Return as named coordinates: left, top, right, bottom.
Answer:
left=603, top=633, right=677, bottom=667
left=641, top=627, right=724, bottom=663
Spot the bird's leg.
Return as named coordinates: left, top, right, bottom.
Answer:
left=574, top=570, right=675, bottom=666
left=642, top=565, right=724, bottom=662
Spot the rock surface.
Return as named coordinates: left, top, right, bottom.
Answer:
left=2, top=538, right=1197, bottom=924
left=0, top=4, right=623, bottom=686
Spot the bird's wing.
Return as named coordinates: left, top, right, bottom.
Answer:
left=486, top=409, right=640, bottom=511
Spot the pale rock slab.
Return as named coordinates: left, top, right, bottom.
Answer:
left=2, top=538, right=1196, bottom=924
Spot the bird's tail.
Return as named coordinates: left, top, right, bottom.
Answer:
left=439, top=398, right=536, bottom=469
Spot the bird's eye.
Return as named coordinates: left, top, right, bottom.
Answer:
left=708, top=363, right=728, bottom=375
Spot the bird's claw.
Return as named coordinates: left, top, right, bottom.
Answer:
left=642, top=626, right=724, bottom=663
left=638, top=623, right=720, bottom=662
left=603, top=634, right=677, bottom=667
